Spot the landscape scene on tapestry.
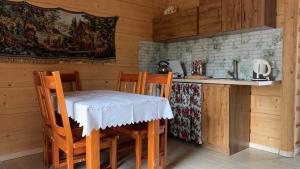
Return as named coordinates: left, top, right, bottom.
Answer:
left=0, top=0, right=118, bottom=61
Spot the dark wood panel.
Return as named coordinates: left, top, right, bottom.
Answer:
left=242, top=0, right=276, bottom=29
left=153, top=7, right=198, bottom=41
left=221, top=0, right=242, bottom=32
left=229, top=86, right=251, bottom=155
left=198, top=0, right=222, bottom=35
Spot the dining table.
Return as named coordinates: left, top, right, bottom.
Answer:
left=57, top=90, right=174, bottom=169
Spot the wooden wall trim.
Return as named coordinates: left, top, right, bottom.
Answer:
left=249, top=143, right=280, bottom=154
left=281, top=0, right=298, bottom=152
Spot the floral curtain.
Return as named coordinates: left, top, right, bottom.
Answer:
left=169, top=82, right=202, bottom=144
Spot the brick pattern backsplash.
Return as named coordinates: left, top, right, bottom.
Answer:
left=139, top=28, right=283, bottom=80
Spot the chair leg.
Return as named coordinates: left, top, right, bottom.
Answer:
left=161, top=132, right=167, bottom=169
left=52, top=144, right=59, bottom=169
left=135, top=135, right=143, bottom=169
left=110, top=137, right=117, bottom=169
left=66, top=152, right=74, bottom=169
left=43, top=134, right=49, bottom=169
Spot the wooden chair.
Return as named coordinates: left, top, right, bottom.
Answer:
left=60, top=71, right=82, bottom=91
left=60, top=71, right=83, bottom=129
left=36, top=71, right=117, bottom=169
left=114, top=72, right=173, bottom=169
left=116, top=72, right=142, bottom=93
left=34, top=71, right=83, bottom=169
left=33, top=71, right=53, bottom=169
left=113, top=72, right=143, bottom=158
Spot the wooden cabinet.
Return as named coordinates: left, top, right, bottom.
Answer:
left=198, top=0, right=222, bottom=36
left=153, top=7, right=198, bottom=42
left=202, top=84, right=251, bottom=155
left=202, top=84, right=230, bottom=153
left=222, top=0, right=276, bottom=32
left=152, top=0, right=276, bottom=40
left=242, top=0, right=276, bottom=29
left=221, top=0, right=242, bottom=32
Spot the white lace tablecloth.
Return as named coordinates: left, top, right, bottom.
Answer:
left=55, top=90, right=173, bottom=136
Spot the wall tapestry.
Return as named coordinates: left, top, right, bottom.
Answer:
left=0, top=0, right=118, bottom=63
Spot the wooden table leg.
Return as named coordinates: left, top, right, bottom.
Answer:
left=148, top=120, right=159, bottom=169
left=86, top=129, right=100, bottom=169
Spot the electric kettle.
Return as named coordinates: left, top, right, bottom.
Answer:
left=252, top=59, right=271, bottom=81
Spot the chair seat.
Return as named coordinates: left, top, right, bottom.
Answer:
left=56, top=129, right=118, bottom=168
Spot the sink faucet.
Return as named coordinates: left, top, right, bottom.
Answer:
left=227, top=60, right=239, bottom=80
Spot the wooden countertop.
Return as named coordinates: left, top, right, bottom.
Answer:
left=173, top=78, right=281, bottom=86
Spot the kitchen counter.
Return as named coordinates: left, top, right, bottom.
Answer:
left=173, top=78, right=281, bottom=86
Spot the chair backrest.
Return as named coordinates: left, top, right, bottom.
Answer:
left=60, top=71, right=82, bottom=91
left=141, top=72, right=173, bottom=99
left=38, top=71, right=73, bottom=145
left=116, top=72, right=143, bottom=94
left=33, top=71, right=51, bottom=127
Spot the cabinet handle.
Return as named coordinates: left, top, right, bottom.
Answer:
left=243, top=10, right=246, bottom=22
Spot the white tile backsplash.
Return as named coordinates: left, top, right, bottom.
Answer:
left=139, top=28, right=283, bottom=80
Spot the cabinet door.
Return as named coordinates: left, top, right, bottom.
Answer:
left=153, top=7, right=198, bottom=41
left=242, top=0, right=276, bottom=29
left=202, top=84, right=230, bottom=153
left=198, top=0, right=222, bottom=36
left=221, top=0, right=242, bottom=32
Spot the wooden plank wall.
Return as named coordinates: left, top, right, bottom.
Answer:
left=250, top=86, right=281, bottom=149
left=281, top=0, right=298, bottom=153
left=295, top=0, right=300, bottom=152
left=0, top=0, right=163, bottom=158
left=162, top=0, right=284, bottom=150
left=252, top=0, right=284, bottom=149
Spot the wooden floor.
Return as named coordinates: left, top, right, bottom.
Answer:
left=1, top=138, right=299, bottom=169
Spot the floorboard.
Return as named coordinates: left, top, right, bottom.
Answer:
left=2, top=138, right=300, bottom=169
